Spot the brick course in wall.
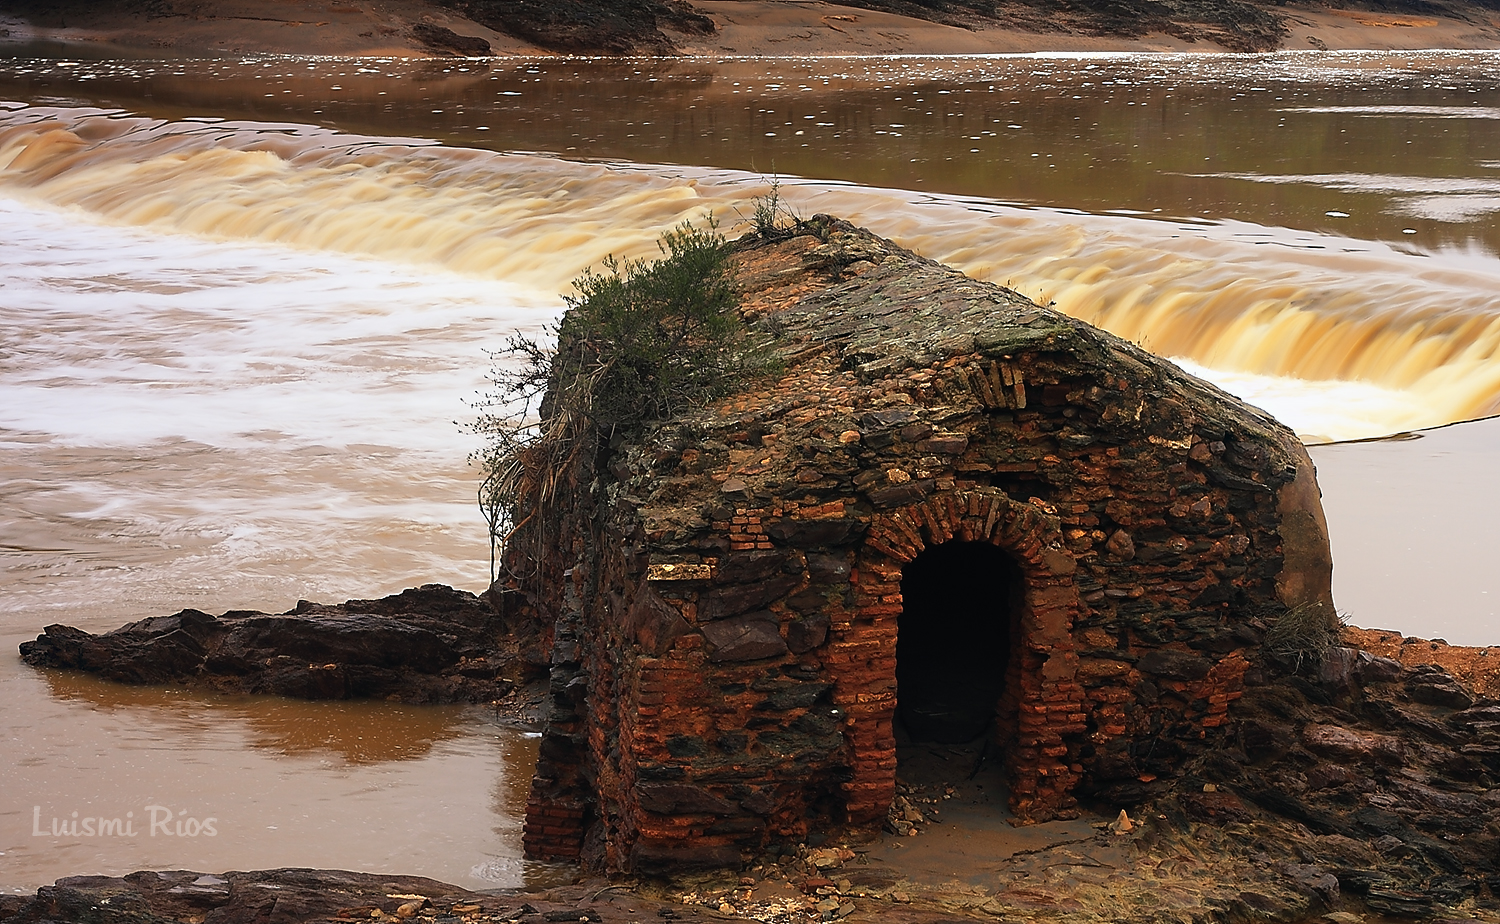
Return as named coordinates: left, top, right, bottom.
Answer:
left=510, top=218, right=1334, bottom=872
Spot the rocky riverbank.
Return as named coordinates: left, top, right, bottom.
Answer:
left=18, top=584, right=548, bottom=710
left=18, top=586, right=1500, bottom=922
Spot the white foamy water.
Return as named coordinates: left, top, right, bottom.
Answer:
left=7, top=104, right=1500, bottom=445
left=0, top=193, right=553, bottom=622
left=1, top=192, right=558, bottom=893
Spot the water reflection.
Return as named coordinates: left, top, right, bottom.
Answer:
left=37, top=669, right=473, bottom=764
left=1, top=649, right=538, bottom=893
left=0, top=52, right=1497, bottom=254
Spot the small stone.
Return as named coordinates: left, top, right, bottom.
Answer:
left=837, top=879, right=852, bottom=893
left=815, top=898, right=840, bottom=913
left=1323, top=913, right=1363, bottom=924
left=1303, top=723, right=1405, bottom=765
left=394, top=902, right=424, bottom=919
left=1109, top=809, right=1134, bottom=834
left=718, top=902, right=733, bottom=913
left=838, top=430, right=860, bottom=444
left=837, top=902, right=855, bottom=917
left=1105, top=529, right=1135, bottom=560
left=891, top=891, right=911, bottom=904
left=809, top=847, right=843, bottom=869
left=1202, top=783, right=1217, bottom=793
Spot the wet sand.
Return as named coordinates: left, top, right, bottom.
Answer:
left=2, top=0, right=1498, bottom=58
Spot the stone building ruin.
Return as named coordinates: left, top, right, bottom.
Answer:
left=504, top=217, right=1334, bottom=873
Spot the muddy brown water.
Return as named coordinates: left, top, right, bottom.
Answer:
left=1, top=50, right=1499, bottom=894
left=0, top=642, right=549, bottom=891
left=3, top=53, right=1499, bottom=255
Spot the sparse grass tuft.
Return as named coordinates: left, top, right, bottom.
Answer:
left=748, top=177, right=803, bottom=240
left=471, top=216, right=777, bottom=579
left=1263, top=602, right=1344, bottom=674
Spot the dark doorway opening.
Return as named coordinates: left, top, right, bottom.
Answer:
left=896, top=541, right=1020, bottom=745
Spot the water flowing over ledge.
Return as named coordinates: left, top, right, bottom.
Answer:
left=4, top=102, right=1500, bottom=442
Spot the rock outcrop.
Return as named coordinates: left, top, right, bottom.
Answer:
left=437, top=0, right=715, bottom=54
left=1156, top=644, right=1500, bottom=919
left=18, top=584, right=544, bottom=704
left=0, top=868, right=748, bottom=924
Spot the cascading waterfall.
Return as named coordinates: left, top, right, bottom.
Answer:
left=5, top=102, right=1499, bottom=442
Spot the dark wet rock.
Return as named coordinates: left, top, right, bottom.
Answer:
left=0, top=870, right=478, bottom=924
left=636, top=781, right=739, bottom=815
left=18, top=585, right=537, bottom=705
left=702, top=612, right=789, bottom=662
left=1406, top=665, right=1475, bottom=709
left=410, top=22, right=492, bottom=55
left=698, top=573, right=802, bottom=621
left=786, top=612, right=830, bottom=654
left=1364, top=883, right=1436, bottom=917
left=437, top=0, right=714, bottom=55
left=1136, top=649, right=1213, bottom=680
left=1301, top=723, right=1405, bottom=765
left=1277, top=862, right=1339, bottom=907
left=0, top=869, right=771, bottom=924
left=1151, top=634, right=1500, bottom=923
left=1360, top=651, right=1405, bottom=684
left=440, top=0, right=1302, bottom=55
left=1318, top=645, right=1362, bottom=690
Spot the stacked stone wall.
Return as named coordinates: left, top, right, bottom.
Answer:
left=515, top=218, right=1329, bottom=871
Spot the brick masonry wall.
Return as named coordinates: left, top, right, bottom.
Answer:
left=513, top=218, right=1331, bottom=871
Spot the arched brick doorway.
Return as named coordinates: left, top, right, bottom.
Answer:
left=838, top=489, right=1086, bottom=824
left=897, top=541, right=1021, bottom=745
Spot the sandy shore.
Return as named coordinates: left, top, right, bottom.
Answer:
left=0, top=0, right=541, bottom=58
left=2, top=0, right=1498, bottom=58
left=685, top=0, right=1500, bottom=55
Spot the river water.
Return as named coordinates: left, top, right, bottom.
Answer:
left=1, top=50, right=1499, bottom=892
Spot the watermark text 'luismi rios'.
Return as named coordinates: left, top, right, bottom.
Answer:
left=32, top=805, right=218, bottom=837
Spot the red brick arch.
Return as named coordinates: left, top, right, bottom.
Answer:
left=837, top=488, right=1086, bottom=823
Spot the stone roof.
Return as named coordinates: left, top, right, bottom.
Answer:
left=514, top=215, right=1334, bottom=872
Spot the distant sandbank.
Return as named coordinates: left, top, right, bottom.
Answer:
left=2, top=0, right=1498, bottom=59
